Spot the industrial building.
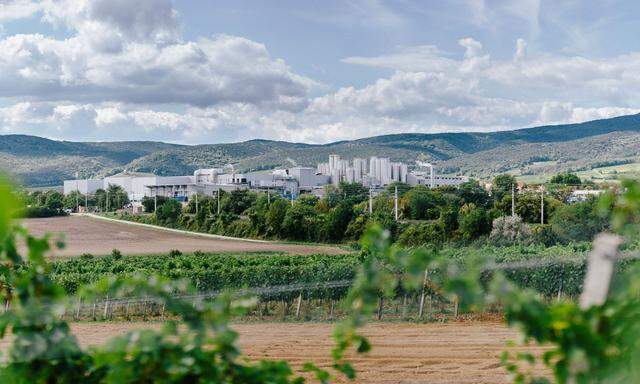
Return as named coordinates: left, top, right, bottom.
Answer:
left=316, top=155, right=465, bottom=188
left=64, top=167, right=331, bottom=204
left=64, top=154, right=466, bottom=203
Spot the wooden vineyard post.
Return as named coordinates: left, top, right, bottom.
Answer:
left=295, top=292, right=303, bottom=319
left=91, top=301, right=97, bottom=320
left=418, top=269, right=429, bottom=319
left=557, top=263, right=564, bottom=302
left=281, top=300, right=287, bottom=320
left=402, top=294, right=408, bottom=319
left=329, top=300, right=335, bottom=320
left=580, top=233, right=622, bottom=309
left=377, top=297, right=384, bottom=320
left=453, top=297, right=459, bottom=319
left=103, top=296, right=109, bottom=320
left=75, top=298, right=81, bottom=320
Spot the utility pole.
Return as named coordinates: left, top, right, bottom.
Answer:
left=368, top=185, right=373, bottom=214
left=75, top=178, right=79, bottom=213
left=267, top=188, right=271, bottom=206
left=217, top=188, right=221, bottom=215
left=154, top=191, right=157, bottom=213
left=394, top=185, right=398, bottom=221
left=540, top=185, right=545, bottom=224
left=511, top=184, right=515, bottom=217
left=195, top=192, right=199, bottom=215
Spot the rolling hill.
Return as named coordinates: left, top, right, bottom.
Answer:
left=3, top=113, right=640, bottom=187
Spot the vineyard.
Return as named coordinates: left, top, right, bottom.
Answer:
left=4, top=177, right=640, bottom=383
left=46, top=246, right=639, bottom=300
left=20, top=245, right=631, bottom=325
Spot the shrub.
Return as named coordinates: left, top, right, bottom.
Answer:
left=155, top=198, right=183, bottom=225
left=489, top=215, right=531, bottom=244
left=550, top=198, right=608, bottom=243
left=397, top=222, right=444, bottom=247
left=19, top=206, right=66, bottom=218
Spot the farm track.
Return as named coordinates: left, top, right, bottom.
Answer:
left=0, top=321, right=546, bottom=383
left=20, top=215, right=350, bottom=257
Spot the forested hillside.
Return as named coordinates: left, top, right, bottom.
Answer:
left=2, top=113, right=640, bottom=186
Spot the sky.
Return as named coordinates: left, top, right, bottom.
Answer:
left=1, top=0, right=640, bottom=144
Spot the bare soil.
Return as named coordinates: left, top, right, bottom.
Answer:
left=0, top=321, right=546, bottom=383
left=20, top=216, right=348, bottom=257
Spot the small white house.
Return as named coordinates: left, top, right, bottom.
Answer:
left=567, top=189, right=605, bottom=203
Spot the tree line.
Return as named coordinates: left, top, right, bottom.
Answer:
left=120, top=172, right=609, bottom=247
left=17, top=172, right=608, bottom=247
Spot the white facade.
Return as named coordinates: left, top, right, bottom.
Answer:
left=567, top=189, right=604, bottom=203
left=353, top=158, right=367, bottom=182
left=390, top=162, right=408, bottom=183
left=194, top=168, right=224, bottom=184
left=317, top=162, right=330, bottom=175
left=407, top=173, right=467, bottom=188
left=63, top=179, right=103, bottom=195
left=319, top=154, right=412, bottom=186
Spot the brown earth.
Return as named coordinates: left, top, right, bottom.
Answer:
left=0, top=321, right=546, bottom=383
left=19, top=215, right=349, bottom=257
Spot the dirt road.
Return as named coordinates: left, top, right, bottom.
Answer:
left=20, top=215, right=349, bottom=257
left=0, top=321, right=545, bottom=383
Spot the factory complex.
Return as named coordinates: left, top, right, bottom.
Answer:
left=64, top=155, right=468, bottom=204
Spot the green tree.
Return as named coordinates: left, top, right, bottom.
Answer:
left=297, top=194, right=319, bottom=207
left=457, top=180, right=491, bottom=208
left=44, top=190, right=64, bottom=211
left=282, top=203, right=319, bottom=241
left=345, top=202, right=369, bottom=241
left=324, top=183, right=368, bottom=208
left=246, top=193, right=271, bottom=237
left=386, top=182, right=411, bottom=197
left=458, top=203, right=490, bottom=240
left=515, top=192, right=560, bottom=224
left=142, top=195, right=169, bottom=213
left=492, top=174, right=516, bottom=201
left=550, top=197, right=608, bottom=242
left=397, top=222, right=444, bottom=247
left=155, top=198, right=183, bottom=225
left=224, top=190, right=257, bottom=215
left=95, top=184, right=129, bottom=211
left=402, top=185, right=442, bottom=220
left=438, top=207, right=459, bottom=236
left=63, top=190, right=86, bottom=211
left=323, top=202, right=354, bottom=242
left=266, top=198, right=289, bottom=238
left=550, top=172, right=581, bottom=185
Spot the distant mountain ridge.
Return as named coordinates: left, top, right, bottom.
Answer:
left=3, top=113, right=640, bottom=187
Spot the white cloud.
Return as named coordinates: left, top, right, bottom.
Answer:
left=94, top=106, right=127, bottom=126
left=0, top=0, right=41, bottom=23
left=0, top=31, right=313, bottom=110
left=0, top=0, right=638, bottom=144
left=514, top=38, right=527, bottom=60
left=0, top=0, right=314, bottom=112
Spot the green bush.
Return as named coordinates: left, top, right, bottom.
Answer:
left=397, top=222, right=444, bottom=247
left=19, top=206, right=67, bottom=218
